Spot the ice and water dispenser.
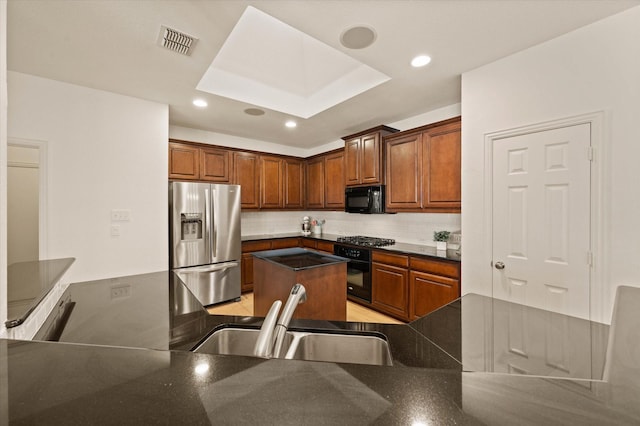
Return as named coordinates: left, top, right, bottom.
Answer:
left=180, top=213, right=203, bottom=241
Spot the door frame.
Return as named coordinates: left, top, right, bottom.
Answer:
left=8, top=137, right=49, bottom=260
left=483, top=111, right=607, bottom=323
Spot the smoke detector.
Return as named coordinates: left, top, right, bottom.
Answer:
left=158, top=25, right=197, bottom=55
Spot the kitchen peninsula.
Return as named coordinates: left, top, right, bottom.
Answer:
left=2, top=271, right=639, bottom=424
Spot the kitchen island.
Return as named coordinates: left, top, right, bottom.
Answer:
left=2, top=271, right=639, bottom=425
left=252, top=248, right=348, bottom=321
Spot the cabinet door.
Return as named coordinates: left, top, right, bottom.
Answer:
left=372, top=262, right=409, bottom=321
left=324, top=151, right=344, bottom=209
left=233, top=152, right=260, bottom=209
left=315, top=240, right=334, bottom=254
left=271, top=238, right=300, bottom=249
left=260, top=156, right=283, bottom=208
left=410, top=270, right=459, bottom=320
left=284, top=158, right=304, bottom=209
left=385, top=133, right=423, bottom=210
left=169, top=142, right=199, bottom=180
left=423, top=121, right=461, bottom=209
left=361, top=133, right=382, bottom=184
left=344, top=137, right=361, bottom=186
left=200, top=147, right=230, bottom=182
left=241, top=252, right=255, bottom=293
left=306, top=157, right=325, bottom=209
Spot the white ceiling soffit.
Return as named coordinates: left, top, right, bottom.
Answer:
left=196, top=6, right=390, bottom=119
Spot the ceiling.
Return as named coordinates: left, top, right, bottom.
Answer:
left=7, top=0, right=639, bottom=149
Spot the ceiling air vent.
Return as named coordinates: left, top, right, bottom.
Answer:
left=158, top=25, right=197, bottom=55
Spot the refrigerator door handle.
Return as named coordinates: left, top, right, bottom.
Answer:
left=211, top=187, right=217, bottom=259
left=204, top=187, right=212, bottom=262
left=176, top=262, right=239, bottom=274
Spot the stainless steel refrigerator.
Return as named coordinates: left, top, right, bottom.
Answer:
left=169, top=182, right=241, bottom=306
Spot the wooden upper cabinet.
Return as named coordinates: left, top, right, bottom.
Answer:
left=284, top=158, right=304, bottom=209
left=344, top=138, right=361, bottom=186
left=385, top=132, right=423, bottom=210
left=384, top=117, right=461, bottom=213
left=343, top=126, right=398, bottom=186
left=260, top=155, right=284, bottom=209
left=200, top=146, right=230, bottom=182
left=324, top=151, right=345, bottom=209
left=169, top=141, right=231, bottom=182
left=305, top=150, right=344, bottom=210
left=306, top=157, right=325, bottom=209
left=169, top=142, right=199, bottom=180
left=233, top=151, right=260, bottom=209
left=360, top=133, right=381, bottom=184
left=423, top=120, right=461, bottom=209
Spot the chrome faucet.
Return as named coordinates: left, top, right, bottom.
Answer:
left=253, top=283, right=307, bottom=358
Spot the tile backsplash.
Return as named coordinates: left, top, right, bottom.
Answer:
left=241, top=211, right=461, bottom=247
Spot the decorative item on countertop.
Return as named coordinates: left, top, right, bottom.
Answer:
left=311, top=218, right=325, bottom=235
left=301, top=216, right=311, bottom=236
left=433, top=230, right=451, bottom=251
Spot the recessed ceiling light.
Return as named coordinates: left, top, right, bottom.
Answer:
left=193, top=99, right=208, bottom=107
left=285, top=120, right=297, bottom=128
left=244, top=108, right=265, bottom=116
left=411, top=55, right=432, bottom=68
left=340, top=26, right=377, bottom=49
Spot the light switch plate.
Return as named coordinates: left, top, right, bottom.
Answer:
left=111, top=209, right=131, bottom=221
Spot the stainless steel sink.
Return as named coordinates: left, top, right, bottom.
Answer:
left=193, top=327, right=393, bottom=366
left=193, top=327, right=293, bottom=357
left=284, top=332, right=393, bottom=366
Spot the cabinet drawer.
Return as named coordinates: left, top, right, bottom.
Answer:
left=242, top=241, right=271, bottom=253
left=316, top=241, right=334, bottom=253
left=372, top=251, right=409, bottom=268
left=301, top=239, right=316, bottom=249
left=271, top=238, right=300, bottom=249
left=410, top=256, right=460, bottom=278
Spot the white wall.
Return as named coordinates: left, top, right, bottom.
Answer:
left=7, top=72, right=169, bottom=283
left=461, top=6, right=640, bottom=323
left=170, top=104, right=462, bottom=158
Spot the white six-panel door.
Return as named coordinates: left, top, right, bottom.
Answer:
left=492, top=123, right=591, bottom=319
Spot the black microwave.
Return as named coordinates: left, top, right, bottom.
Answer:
left=345, top=185, right=385, bottom=214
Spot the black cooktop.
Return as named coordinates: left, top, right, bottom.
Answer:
left=336, top=235, right=396, bottom=247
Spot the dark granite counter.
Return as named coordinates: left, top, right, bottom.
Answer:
left=3, top=272, right=640, bottom=424
left=5, top=257, right=75, bottom=328
left=242, top=232, right=461, bottom=262
left=251, top=247, right=348, bottom=271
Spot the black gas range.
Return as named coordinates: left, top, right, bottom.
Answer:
left=334, top=236, right=395, bottom=303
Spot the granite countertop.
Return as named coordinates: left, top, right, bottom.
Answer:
left=3, top=272, right=639, bottom=424
left=251, top=247, right=349, bottom=271
left=242, top=232, right=462, bottom=262
left=5, top=257, right=75, bottom=328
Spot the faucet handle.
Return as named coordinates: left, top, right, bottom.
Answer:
left=290, top=283, right=307, bottom=303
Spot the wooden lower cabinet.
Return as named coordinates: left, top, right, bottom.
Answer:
left=410, top=271, right=459, bottom=320
left=241, top=241, right=271, bottom=293
left=409, top=256, right=460, bottom=320
left=372, top=261, right=410, bottom=322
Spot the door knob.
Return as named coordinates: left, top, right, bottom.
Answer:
left=494, top=261, right=505, bottom=270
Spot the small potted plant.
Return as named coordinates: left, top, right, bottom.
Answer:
left=433, top=231, right=450, bottom=251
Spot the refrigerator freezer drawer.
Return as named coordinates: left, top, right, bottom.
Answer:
left=175, top=261, right=241, bottom=307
